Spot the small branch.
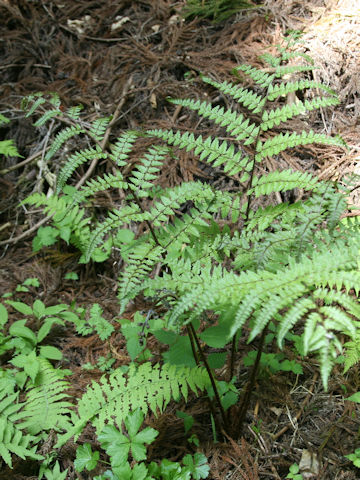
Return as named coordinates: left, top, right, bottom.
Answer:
left=75, top=75, right=133, bottom=189
left=272, top=372, right=318, bottom=441
left=0, top=214, right=52, bottom=246
left=0, top=149, right=46, bottom=175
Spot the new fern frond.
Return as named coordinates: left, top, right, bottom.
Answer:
left=55, top=362, right=211, bottom=448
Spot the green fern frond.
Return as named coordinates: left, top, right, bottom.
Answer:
left=277, top=297, right=316, bottom=348
left=0, top=383, right=43, bottom=468
left=56, top=145, right=107, bottom=194
left=147, top=181, right=216, bottom=228
left=274, top=64, right=317, bottom=78
left=21, top=192, right=68, bottom=217
left=66, top=104, right=83, bottom=120
left=119, top=242, right=164, bottom=312
left=85, top=204, right=143, bottom=260
left=147, top=129, right=251, bottom=176
left=74, top=171, right=127, bottom=204
left=0, top=140, right=21, bottom=158
left=246, top=202, right=304, bottom=232
left=314, top=288, right=360, bottom=319
left=267, top=80, right=336, bottom=101
left=235, top=64, right=275, bottom=88
left=343, top=334, right=360, bottom=373
left=88, top=116, right=111, bottom=141
left=55, top=362, right=211, bottom=448
left=128, top=146, right=169, bottom=197
left=256, top=130, right=347, bottom=161
left=302, top=311, right=344, bottom=389
left=33, top=109, right=62, bottom=127
left=249, top=169, right=318, bottom=197
left=13, top=359, right=72, bottom=435
left=168, top=97, right=260, bottom=144
left=201, top=75, right=266, bottom=113
left=277, top=49, right=314, bottom=65
left=0, top=419, right=43, bottom=468
left=260, top=96, right=339, bottom=131
left=109, top=131, right=139, bottom=167
left=45, top=125, right=84, bottom=162
left=22, top=94, right=46, bottom=117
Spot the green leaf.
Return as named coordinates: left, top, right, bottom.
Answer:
left=44, top=304, right=68, bottom=315
left=74, top=443, right=100, bottom=472
left=207, top=352, right=227, bottom=369
left=115, top=229, right=135, bottom=244
left=0, top=304, right=8, bottom=327
left=0, top=139, right=22, bottom=157
left=32, top=299, right=46, bottom=318
left=347, top=392, right=360, bottom=403
left=23, top=277, right=40, bottom=287
left=64, top=272, right=79, bottom=280
left=33, top=226, right=59, bottom=251
left=163, top=336, right=196, bottom=367
left=39, top=345, right=63, bottom=360
left=182, top=453, right=210, bottom=479
left=9, top=320, right=37, bottom=345
left=176, top=411, right=194, bottom=434
left=98, top=425, right=130, bottom=466
left=121, top=323, right=144, bottom=361
left=44, top=461, right=68, bottom=480
left=5, top=300, right=33, bottom=316
left=11, top=351, right=40, bottom=382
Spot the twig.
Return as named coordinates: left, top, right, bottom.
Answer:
left=272, top=372, right=318, bottom=441
left=75, top=75, right=133, bottom=189
left=0, top=214, right=52, bottom=246
left=0, top=149, right=46, bottom=175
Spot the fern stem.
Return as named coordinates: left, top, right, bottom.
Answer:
left=188, top=322, right=229, bottom=431
left=228, top=335, right=237, bottom=382
left=236, top=324, right=268, bottom=437
left=229, top=89, right=270, bottom=380
left=186, top=324, right=200, bottom=365
left=132, top=192, right=162, bottom=247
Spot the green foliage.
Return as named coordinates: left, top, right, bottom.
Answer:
left=74, top=409, right=209, bottom=480
left=0, top=139, right=22, bottom=158
left=0, top=114, right=22, bottom=158
left=182, top=0, right=254, bottom=23
left=286, top=463, right=304, bottom=480
left=242, top=351, right=303, bottom=376
left=55, top=362, right=211, bottom=448
left=9, top=36, right=360, bottom=476
left=345, top=449, right=360, bottom=468
left=1, top=295, right=78, bottom=383
left=0, top=358, right=72, bottom=468
left=0, top=287, right=77, bottom=468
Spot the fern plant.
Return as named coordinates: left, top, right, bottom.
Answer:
left=20, top=35, right=360, bottom=441
left=0, top=358, right=72, bottom=468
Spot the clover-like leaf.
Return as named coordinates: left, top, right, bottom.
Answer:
left=182, top=453, right=210, bottom=480
left=74, top=443, right=100, bottom=473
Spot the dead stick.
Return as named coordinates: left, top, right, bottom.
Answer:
left=272, top=372, right=318, bottom=441
left=75, top=75, right=133, bottom=189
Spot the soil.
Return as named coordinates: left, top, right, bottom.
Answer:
left=1, top=1, right=360, bottom=479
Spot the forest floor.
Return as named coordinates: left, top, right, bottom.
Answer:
left=1, top=0, right=360, bottom=479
